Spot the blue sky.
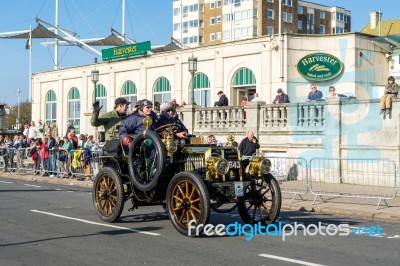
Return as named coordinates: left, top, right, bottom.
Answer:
left=0, top=0, right=398, bottom=105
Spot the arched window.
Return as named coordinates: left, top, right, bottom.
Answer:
left=193, top=72, right=211, bottom=107
left=45, top=90, right=57, bottom=126
left=232, top=67, right=256, bottom=104
left=94, top=84, right=107, bottom=112
left=68, top=87, right=81, bottom=134
left=153, top=77, right=171, bottom=103
left=232, top=67, right=256, bottom=86
left=122, top=80, right=137, bottom=112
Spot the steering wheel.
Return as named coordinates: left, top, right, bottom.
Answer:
left=155, top=123, right=181, bottom=135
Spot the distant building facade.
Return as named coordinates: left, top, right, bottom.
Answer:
left=172, top=0, right=351, bottom=47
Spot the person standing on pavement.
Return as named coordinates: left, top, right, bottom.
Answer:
left=45, top=132, right=56, bottom=177
left=28, top=121, right=38, bottom=143
left=91, top=97, right=131, bottom=141
left=239, top=131, right=260, bottom=171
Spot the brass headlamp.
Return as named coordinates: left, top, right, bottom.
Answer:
left=164, top=132, right=177, bottom=157
left=248, top=157, right=272, bottom=176
left=206, top=157, right=229, bottom=179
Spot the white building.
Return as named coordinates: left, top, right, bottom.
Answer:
left=31, top=32, right=390, bottom=137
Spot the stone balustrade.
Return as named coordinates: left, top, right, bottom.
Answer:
left=178, top=98, right=400, bottom=161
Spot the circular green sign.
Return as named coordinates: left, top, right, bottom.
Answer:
left=297, top=53, right=344, bottom=82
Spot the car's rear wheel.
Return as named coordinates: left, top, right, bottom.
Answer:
left=93, top=167, right=124, bottom=222
left=238, top=173, right=281, bottom=225
left=166, top=172, right=210, bottom=236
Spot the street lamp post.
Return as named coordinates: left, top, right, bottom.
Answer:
left=91, top=67, right=99, bottom=104
left=188, top=55, right=197, bottom=105
left=17, top=88, right=21, bottom=129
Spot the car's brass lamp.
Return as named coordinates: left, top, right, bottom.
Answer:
left=225, top=134, right=238, bottom=147
left=248, top=158, right=272, bottom=176
left=164, top=132, right=177, bottom=157
left=206, top=157, right=229, bottom=179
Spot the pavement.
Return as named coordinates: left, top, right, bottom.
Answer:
left=2, top=170, right=400, bottom=222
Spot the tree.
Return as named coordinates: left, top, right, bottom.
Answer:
left=5, top=101, right=32, bottom=130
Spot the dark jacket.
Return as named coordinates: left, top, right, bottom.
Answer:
left=91, top=109, right=128, bottom=141
left=119, top=111, right=159, bottom=139
left=45, top=137, right=56, bottom=151
left=273, top=93, right=290, bottom=104
left=214, top=94, right=229, bottom=107
left=239, top=137, right=260, bottom=157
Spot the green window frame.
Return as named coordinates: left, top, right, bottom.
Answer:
left=232, top=67, right=256, bottom=86
left=45, top=90, right=57, bottom=126
left=122, top=80, right=137, bottom=112
left=153, top=77, right=171, bottom=103
left=68, top=87, right=81, bottom=134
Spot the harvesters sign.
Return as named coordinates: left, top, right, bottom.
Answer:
left=102, top=41, right=151, bottom=61
left=297, top=53, right=343, bottom=81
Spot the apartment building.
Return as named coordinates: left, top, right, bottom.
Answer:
left=173, top=0, right=351, bottom=47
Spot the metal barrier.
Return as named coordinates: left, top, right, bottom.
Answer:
left=69, top=149, right=100, bottom=180
left=309, top=158, right=398, bottom=209
left=1, top=148, right=19, bottom=172
left=15, top=148, right=38, bottom=174
left=269, top=156, right=309, bottom=203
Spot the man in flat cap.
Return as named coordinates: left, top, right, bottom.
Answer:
left=272, top=88, right=290, bottom=104
left=214, top=91, right=229, bottom=107
left=91, top=97, right=131, bottom=141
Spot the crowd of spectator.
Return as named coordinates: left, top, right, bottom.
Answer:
left=0, top=121, right=100, bottom=181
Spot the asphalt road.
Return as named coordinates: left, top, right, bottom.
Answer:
left=0, top=176, right=399, bottom=266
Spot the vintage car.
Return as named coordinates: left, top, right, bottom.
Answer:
left=92, top=117, right=281, bottom=235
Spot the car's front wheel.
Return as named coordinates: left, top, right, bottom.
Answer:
left=166, top=172, right=210, bottom=236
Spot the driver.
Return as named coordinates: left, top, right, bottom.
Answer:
left=119, top=99, right=159, bottom=147
left=158, top=101, right=188, bottom=139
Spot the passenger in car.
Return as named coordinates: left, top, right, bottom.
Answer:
left=158, top=101, right=188, bottom=139
left=119, top=99, right=159, bottom=147
left=91, top=97, right=131, bottom=141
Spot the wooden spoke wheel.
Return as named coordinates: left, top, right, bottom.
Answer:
left=166, top=172, right=210, bottom=236
left=93, top=167, right=124, bottom=223
left=238, top=173, right=281, bottom=225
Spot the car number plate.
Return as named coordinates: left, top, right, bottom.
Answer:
left=229, top=160, right=240, bottom=169
left=234, top=181, right=244, bottom=197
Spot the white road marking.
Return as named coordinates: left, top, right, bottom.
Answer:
left=0, top=180, right=13, bottom=183
left=387, top=235, right=400, bottom=239
left=24, top=184, right=42, bottom=188
left=259, top=254, right=325, bottom=266
left=30, top=210, right=160, bottom=236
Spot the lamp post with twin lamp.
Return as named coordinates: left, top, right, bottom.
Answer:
left=91, top=59, right=100, bottom=139
left=91, top=58, right=99, bottom=104
left=188, top=55, right=197, bottom=105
